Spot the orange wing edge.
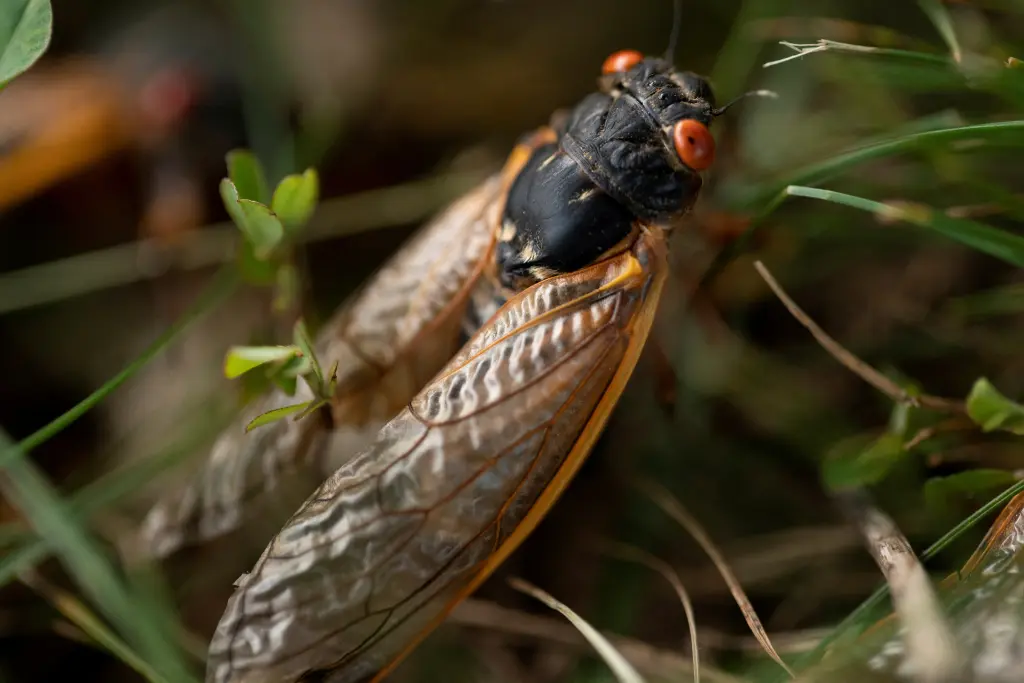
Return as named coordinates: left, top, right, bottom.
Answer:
left=370, top=225, right=670, bottom=682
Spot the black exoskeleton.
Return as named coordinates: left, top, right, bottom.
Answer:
left=497, top=55, right=718, bottom=289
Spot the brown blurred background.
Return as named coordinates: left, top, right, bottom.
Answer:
left=2, top=1, right=1024, bottom=682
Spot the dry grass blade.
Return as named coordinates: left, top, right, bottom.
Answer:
left=637, top=479, right=796, bottom=679
left=19, top=572, right=170, bottom=683
left=451, top=599, right=750, bottom=683
left=453, top=598, right=821, bottom=659
left=763, top=39, right=884, bottom=67
left=835, top=489, right=962, bottom=682
left=600, top=541, right=701, bottom=683
left=508, top=577, right=647, bottom=683
left=761, top=38, right=954, bottom=69
left=753, top=261, right=964, bottom=415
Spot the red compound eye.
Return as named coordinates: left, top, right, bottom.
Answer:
left=601, top=49, right=644, bottom=75
left=673, top=119, right=715, bottom=171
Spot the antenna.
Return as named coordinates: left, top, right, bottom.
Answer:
left=664, top=0, right=683, bottom=62
left=712, top=89, right=778, bottom=117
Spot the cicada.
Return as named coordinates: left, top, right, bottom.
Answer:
left=138, top=42, right=748, bottom=683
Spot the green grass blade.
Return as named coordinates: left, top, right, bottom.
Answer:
left=0, top=405, right=226, bottom=586
left=947, top=283, right=1024, bottom=318
left=0, top=431, right=197, bottom=682
left=736, top=120, right=1024, bottom=208
left=785, top=186, right=1024, bottom=268
left=0, top=267, right=237, bottom=468
left=0, top=541, right=49, bottom=585
left=917, top=0, right=962, bottom=63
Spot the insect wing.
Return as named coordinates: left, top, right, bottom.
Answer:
left=206, top=228, right=669, bottom=683
left=136, top=158, right=529, bottom=559
left=955, top=490, right=1024, bottom=580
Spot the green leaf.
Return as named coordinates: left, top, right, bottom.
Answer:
left=219, top=178, right=247, bottom=232
left=293, top=319, right=323, bottom=393
left=275, top=353, right=313, bottom=378
left=226, top=149, right=270, bottom=204
left=266, top=353, right=312, bottom=397
left=224, top=345, right=300, bottom=379
left=0, top=0, right=52, bottom=89
left=785, top=186, right=1024, bottom=269
left=924, top=469, right=1019, bottom=516
left=245, top=402, right=312, bottom=432
left=292, top=398, right=329, bottom=422
left=272, top=168, right=320, bottom=232
left=268, top=373, right=298, bottom=397
left=822, top=432, right=906, bottom=491
left=966, top=378, right=1024, bottom=435
left=236, top=200, right=284, bottom=258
